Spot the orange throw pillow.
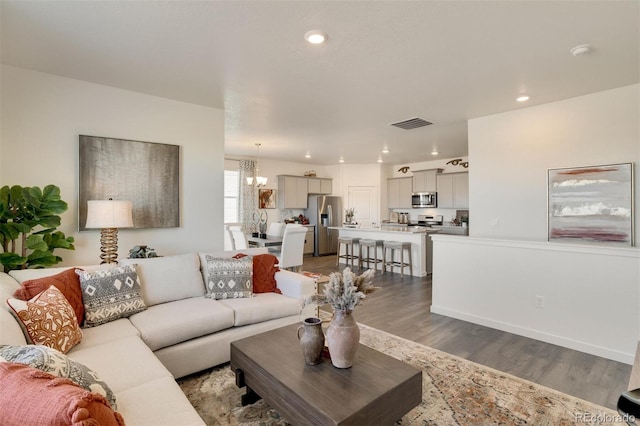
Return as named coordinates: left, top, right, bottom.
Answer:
left=0, top=363, right=125, bottom=426
left=7, top=285, right=83, bottom=354
left=252, top=254, right=281, bottom=294
left=13, top=268, right=84, bottom=326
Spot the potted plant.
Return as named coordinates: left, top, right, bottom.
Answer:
left=0, top=185, right=75, bottom=272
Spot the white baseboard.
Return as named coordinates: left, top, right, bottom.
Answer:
left=430, top=305, right=634, bottom=365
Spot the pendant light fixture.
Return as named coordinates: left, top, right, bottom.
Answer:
left=246, top=143, right=268, bottom=187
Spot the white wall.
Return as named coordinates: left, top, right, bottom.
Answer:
left=469, top=85, right=639, bottom=241
left=432, top=84, right=640, bottom=363
left=1, top=65, right=225, bottom=265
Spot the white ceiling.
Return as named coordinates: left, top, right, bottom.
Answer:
left=1, top=1, right=638, bottom=165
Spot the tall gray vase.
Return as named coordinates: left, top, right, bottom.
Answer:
left=326, top=310, right=360, bottom=368
left=297, top=317, right=325, bottom=365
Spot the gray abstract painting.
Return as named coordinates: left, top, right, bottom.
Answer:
left=79, top=135, right=180, bottom=230
left=548, top=163, right=633, bottom=247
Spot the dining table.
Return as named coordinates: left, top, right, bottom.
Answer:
left=246, top=235, right=283, bottom=248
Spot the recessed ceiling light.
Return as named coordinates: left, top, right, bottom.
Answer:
left=382, top=147, right=389, bottom=154
left=377, top=157, right=383, bottom=163
left=431, top=150, right=439, bottom=156
left=516, top=95, right=530, bottom=102
left=305, top=153, right=311, bottom=159
left=338, top=157, right=344, bottom=163
left=570, top=44, right=591, bottom=56
left=304, top=30, right=328, bottom=45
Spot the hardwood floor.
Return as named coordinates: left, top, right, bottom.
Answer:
left=302, top=255, right=631, bottom=410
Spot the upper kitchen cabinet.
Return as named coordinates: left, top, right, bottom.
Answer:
left=308, top=178, right=332, bottom=194
left=412, top=169, right=442, bottom=193
left=387, top=177, right=413, bottom=209
left=436, top=172, right=469, bottom=209
left=277, top=175, right=309, bottom=209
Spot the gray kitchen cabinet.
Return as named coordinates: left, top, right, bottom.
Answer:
left=412, top=169, right=442, bottom=193
left=387, top=177, right=413, bottom=209
left=436, top=172, right=469, bottom=208
left=303, top=226, right=315, bottom=255
left=308, top=178, right=332, bottom=194
left=277, top=175, right=309, bottom=209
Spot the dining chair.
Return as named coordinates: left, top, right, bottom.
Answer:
left=267, top=222, right=286, bottom=237
left=228, top=225, right=248, bottom=250
left=277, top=225, right=308, bottom=271
left=224, top=225, right=235, bottom=250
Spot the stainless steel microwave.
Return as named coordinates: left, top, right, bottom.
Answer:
left=412, top=192, right=437, bottom=208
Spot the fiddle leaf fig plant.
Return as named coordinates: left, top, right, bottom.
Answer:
left=0, top=185, right=75, bottom=272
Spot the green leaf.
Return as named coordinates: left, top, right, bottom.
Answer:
left=26, top=234, right=48, bottom=252
left=0, top=252, right=27, bottom=271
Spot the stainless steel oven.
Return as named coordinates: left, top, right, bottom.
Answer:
left=411, top=192, right=437, bottom=208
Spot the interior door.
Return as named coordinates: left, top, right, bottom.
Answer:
left=347, top=186, right=378, bottom=227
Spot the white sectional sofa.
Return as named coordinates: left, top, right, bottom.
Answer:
left=0, top=248, right=316, bottom=425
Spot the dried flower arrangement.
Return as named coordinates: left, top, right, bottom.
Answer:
left=303, top=267, right=378, bottom=312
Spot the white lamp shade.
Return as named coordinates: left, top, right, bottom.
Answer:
left=85, top=200, right=134, bottom=229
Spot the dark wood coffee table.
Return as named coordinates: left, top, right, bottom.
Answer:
left=230, top=324, right=422, bottom=425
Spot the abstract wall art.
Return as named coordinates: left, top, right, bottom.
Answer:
left=258, top=189, right=276, bottom=209
left=548, top=163, right=634, bottom=246
left=79, top=135, right=180, bottom=230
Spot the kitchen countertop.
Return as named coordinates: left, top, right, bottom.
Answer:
left=329, top=226, right=440, bottom=234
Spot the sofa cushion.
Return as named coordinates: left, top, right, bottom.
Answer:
left=204, top=255, right=253, bottom=299
left=117, top=376, right=206, bottom=426
left=129, top=297, right=235, bottom=351
left=120, top=253, right=205, bottom=306
left=77, top=265, right=147, bottom=327
left=67, top=335, right=172, bottom=394
left=7, top=285, right=83, bottom=353
left=219, top=293, right=301, bottom=326
left=8, top=264, right=114, bottom=283
left=0, top=344, right=117, bottom=409
left=0, top=363, right=124, bottom=426
left=13, top=268, right=84, bottom=326
left=72, top=318, right=140, bottom=351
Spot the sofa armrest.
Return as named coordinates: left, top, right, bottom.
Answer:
left=275, top=270, right=316, bottom=299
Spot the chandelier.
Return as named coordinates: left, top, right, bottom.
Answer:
left=246, top=143, right=267, bottom=187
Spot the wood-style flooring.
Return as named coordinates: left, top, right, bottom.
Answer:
left=302, top=255, right=631, bottom=410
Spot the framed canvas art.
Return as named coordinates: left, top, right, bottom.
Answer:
left=259, top=189, right=276, bottom=209
left=547, top=163, right=634, bottom=246
left=79, top=135, right=180, bottom=230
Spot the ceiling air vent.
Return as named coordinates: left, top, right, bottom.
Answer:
left=390, top=117, right=433, bottom=130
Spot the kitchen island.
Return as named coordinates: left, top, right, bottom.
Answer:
left=330, top=226, right=440, bottom=277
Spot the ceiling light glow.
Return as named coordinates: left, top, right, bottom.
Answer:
left=570, top=44, right=591, bottom=56
left=516, top=95, right=530, bottom=102
left=431, top=150, right=439, bottom=156
left=305, top=153, right=311, bottom=158
left=339, top=158, right=344, bottom=163
left=304, top=30, right=328, bottom=45
left=377, top=158, right=383, bottom=163
left=382, top=147, right=389, bottom=154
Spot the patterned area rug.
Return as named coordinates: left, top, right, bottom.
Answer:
left=178, top=323, right=623, bottom=425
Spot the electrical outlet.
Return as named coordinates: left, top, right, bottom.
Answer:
left=535, top=295, right=545, bottom=309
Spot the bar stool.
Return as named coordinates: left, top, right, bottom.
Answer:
left=337, top=237, right=360, bottom=268
left=383, top=241, right=412, bottom=278
left=359, top=239, right=384, bottom=271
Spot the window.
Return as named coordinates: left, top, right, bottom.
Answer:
left=224, top=170, right=240, bottom=223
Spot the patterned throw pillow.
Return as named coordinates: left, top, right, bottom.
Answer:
left=0, top=344, right=117, bottom=409
left=12, top=268, right=85, bottom=326
left=204, top=255, right=253, bottom=299
left=76, top=265, right=147, bottom=327
left=6, top=286, right=83, bottom=354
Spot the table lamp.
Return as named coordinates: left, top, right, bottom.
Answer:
left=85, top=199, right=134, bottom=264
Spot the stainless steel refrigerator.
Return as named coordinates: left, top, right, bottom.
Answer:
left=306, top=195, right=342, bottom=256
